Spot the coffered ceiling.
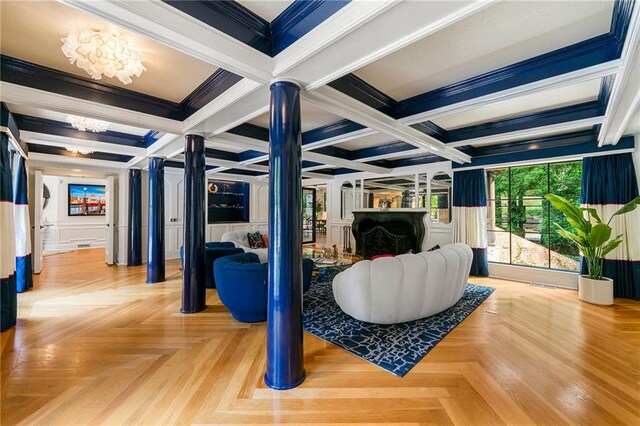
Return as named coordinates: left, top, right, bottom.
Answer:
left=1, top=0, right=638, bottom=178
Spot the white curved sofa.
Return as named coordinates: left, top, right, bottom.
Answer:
left=220, top=230, right=268, bottom=263
left=332, top=243, right=473, bottom=324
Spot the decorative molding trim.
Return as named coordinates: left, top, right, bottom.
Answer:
left=453, top=131, right=635, bottom=169
left=446, top=101, right=606, bottom=142
left=27, top=143, right=133, bottom=163
left=350, top=141, right=415, bottom=161
left=1, top=55, right=183, bottom=120
left=181, top=69, right=243, bottom=117
left=15, top=114, right=147, bottom=148
left=228, top=123, right=270, bottom=141
left=162, top=0, right=272, bottom=55
left=271, top=0, right=351, bottom=55
left=327, top=74, right=397, bottom=117
left=302, top=118, right=367, bottom=145
left=397, top=34, right=622, bottom=119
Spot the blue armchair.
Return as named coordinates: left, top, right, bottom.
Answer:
left=214, top=253, right=314, bottom=323
left=180, top=242, right=243, bottom=289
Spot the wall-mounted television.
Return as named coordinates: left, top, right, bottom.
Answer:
left=68, top=184, right=106, bottom=216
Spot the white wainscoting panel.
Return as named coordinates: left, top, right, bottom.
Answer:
left=43, top=223, right=106, bottom=252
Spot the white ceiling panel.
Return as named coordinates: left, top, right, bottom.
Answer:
left=432, top=78, right=602, bottom=130
left=0, top=1, right=218, bottom=102
left=235, top=0, right=294, bottom=21
left=353, top=1, right=614, bottom=100
left=7, top=104, right=151, bottom=137
left=336, top=132, right=399, bottom=151
left=249, top=102, right=343, bottom=131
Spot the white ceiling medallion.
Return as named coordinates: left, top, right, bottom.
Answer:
left=65, top=147, right=95, bottom=155
left=61, top=30, right=146, bottom=84
left=65, top=114, right=111, bottom=133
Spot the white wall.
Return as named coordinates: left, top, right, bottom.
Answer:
left=41, top=175, right=108, bottom=253
left=117, top=167, right=270, bottom=265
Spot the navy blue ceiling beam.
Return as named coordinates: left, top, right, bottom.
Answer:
left=455, top=133, right=635, bottom=169
left=327, top=74, right=397, bottom=117
left=445, top=101, right=606, bottom=142
left=1, top=55, right=184, bottom=120
left=205, top=147, right=240, bottom=162
left=162, top=0, right=271, bottom=55
left=396, top=33, right=622, bottom=119
left=1, top=102, right=21, bottom=143
left=350, top=141, right=416, bottom=161
left=301, top=118, right=367, bottom=146
left=327, top=3, right=632, bottom=121
left=26, top=143, right=133, bottom=163
left=162, top=0, right=350, bottom=57
left=238, top=150, right=266, bottom=163
left=272, top=1, right=350, bottom=55
left=411, top=121, right=449, bottom=141
left=1, top=55, right=242, bottom=122
left=181, top=69, right=243, bottom=117
left=14, top=114, right=148, bottom=148
left=228, top=123, right=270, bottom=141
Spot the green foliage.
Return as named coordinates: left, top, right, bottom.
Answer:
left=491, top=161, right=583, bottom=262
left=545, top=193, right=640, bottom=280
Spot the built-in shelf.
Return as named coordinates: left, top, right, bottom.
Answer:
left=207, top=180, right=250, bottom=223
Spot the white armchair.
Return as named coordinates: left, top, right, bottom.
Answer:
left=332, top=243, right=473, bottom=324
left=220, top=230, right=268, bottom=263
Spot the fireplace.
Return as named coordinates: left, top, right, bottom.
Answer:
left=352, top=209, right=428, bottom=259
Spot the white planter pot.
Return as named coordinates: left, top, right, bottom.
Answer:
left=578, top=275, right=614, bottom=305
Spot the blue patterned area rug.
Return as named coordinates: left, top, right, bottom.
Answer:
left=303, top=266, right=495, bottom=377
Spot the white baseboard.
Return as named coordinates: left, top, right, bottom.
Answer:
left=488, top=262, right=579, bottom=290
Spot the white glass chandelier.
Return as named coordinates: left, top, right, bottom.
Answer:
left=61, top=30, right=146, bottom=84
left=65, top=147, right=94, bottom=155
left=66, top=114, right=111, bottom=133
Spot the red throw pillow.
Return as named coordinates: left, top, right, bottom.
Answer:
left=371, top=254, right=395, bottom=260
left=261, top=234, right=269, bottom=247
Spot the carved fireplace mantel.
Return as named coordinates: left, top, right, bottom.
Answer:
left=352, top=209, right=429, bottom=259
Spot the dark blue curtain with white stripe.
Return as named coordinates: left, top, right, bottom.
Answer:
left=452, top=169, right=489, bottom=276
left=13, top=155, right=33, bottom=293
left=1, top=133, right=17, bottom=332
left=581, top=153, right=639, bottom=300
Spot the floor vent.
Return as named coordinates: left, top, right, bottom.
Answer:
left=77, top=243, right=91, bottom=248
left=529, top=283, right=556, bottom=289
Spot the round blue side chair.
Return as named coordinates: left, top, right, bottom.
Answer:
left=214, top=252, right=314, bottom=322
left=180, top=242, right=244, bottom=289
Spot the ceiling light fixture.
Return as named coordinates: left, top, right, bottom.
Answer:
left=61, top=29, right=146, bottom=84
left=65, top=114, right=111, bottom=133
left=65, top=146, right=94, bottom=155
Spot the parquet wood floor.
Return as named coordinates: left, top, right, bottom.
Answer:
left=2, top=248, right=639, bottom=425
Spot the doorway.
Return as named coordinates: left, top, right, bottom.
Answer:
left=33, top=171, right=116, bottom=273
left=302, top=187, right=316, bottom=244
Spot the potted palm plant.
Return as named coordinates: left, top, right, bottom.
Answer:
left=545, top=193, right=640, bottom=305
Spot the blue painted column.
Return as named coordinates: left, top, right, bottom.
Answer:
left=127, top=169, right=142, bottom=266
left=147, top=157, right=165, bottom=283
left=265, top=80, right=305, bottom=390
left=182, top=134, right=206, bottom=313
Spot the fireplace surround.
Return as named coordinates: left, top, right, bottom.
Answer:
left=352, top=209, right=429, bottom=259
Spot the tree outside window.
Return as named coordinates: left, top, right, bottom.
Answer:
left=486, top=161, right=582, bottom=271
